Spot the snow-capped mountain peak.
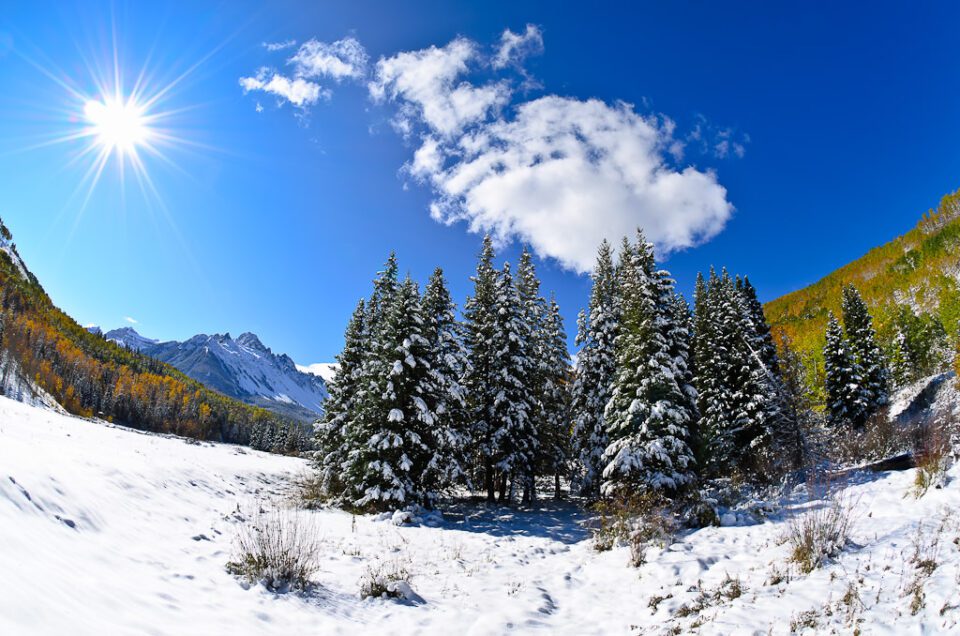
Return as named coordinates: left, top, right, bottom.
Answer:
left=104, top=328, right=327, bottom=422
left=104, top=327, right=159, bottom=351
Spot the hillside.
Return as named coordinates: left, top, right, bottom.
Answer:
left=0, top=218, right=301, bottom=449
left=765, top=188, right=960, bottom=393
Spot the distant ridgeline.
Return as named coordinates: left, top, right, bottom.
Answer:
left=0, top=218, right=305, bottom=453
left=765, top=187, right=960, bottom=400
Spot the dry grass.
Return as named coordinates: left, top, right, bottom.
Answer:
left=786, top=480, right=856, bottom=574
left=226, top=509, right=321, bottom=591
left=912, top=422, right=951, bottom=498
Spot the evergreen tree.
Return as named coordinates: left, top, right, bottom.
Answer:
left=570, top=240, right=619, bottom=498
left=420, top=267, right=471, bottom=495
left=823, top=313, right=868, bottom=428
left=540, top=296, right=571, bottom=499
left=516, top=248, right=548, bottom=503
left=342, top=276, right=439, bottom=508
left=314, top=299, right=367, bottom=495
left=840, top=284, right=889, bottom=415
left=888, top=306, right=949, bottom=386
left=602, top=232, right=696, bottom=498
left=694, top=269, right=796, bottom=477
left=489, top=262, right=537, bottom=502
left=463, top=236, right=501, bottom=501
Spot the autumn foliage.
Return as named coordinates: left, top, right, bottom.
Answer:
left=0, top=239, right=290, bottom=446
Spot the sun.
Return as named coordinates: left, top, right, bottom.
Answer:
left=83, top=95, right=151, bottom=155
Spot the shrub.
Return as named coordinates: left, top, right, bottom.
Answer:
left=359, top=561, right=417, bottom=601
left=786, top=485, right=855, bottom=574
left=831, top=407, right=911, bottom=465
left=591, top=492, right=678, bottom=566
left=912, top=422, right=951, bottom=498
left=226, top=510, right=321, bottom=591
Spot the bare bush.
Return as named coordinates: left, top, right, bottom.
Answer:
left=226, top=509, right=321, bottom=591
left=912, top=422, right=951, bottom=498
left=786, top=483, right=855, bottom=574
left=831, top=407, right=914, bottom=465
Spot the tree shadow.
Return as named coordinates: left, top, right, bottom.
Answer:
left=439, top=499, right=593, bottom=545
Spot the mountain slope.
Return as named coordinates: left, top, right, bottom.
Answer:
left=765, top=187, right=960, bottom=388
left=104, top=328, right=328, bottom=422
left=0, top=217, right=293, bottom=446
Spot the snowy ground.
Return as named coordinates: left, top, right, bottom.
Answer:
left=2, top=396, right=960, bottom=635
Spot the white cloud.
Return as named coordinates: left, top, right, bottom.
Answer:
left=369, top=38, right=511, bottom=137
left=243, top=30, right=739, bottom=271
left=297, top=362, right=339, bottom=383
left=263, top=39, right=296, bottom=52
left=239, top=70, right=326, bottom=108
left=492, top=25, right=544, bottom=70
left=124, top=316, right=138, bottom=325
left=410, top=96, right=733, bottom=273
left=240, top=37, right=367, bottom=109
left=291, top=37, right=368, bottom=81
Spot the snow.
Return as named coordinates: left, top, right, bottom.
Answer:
left=3, top=397, right=960, bottom=634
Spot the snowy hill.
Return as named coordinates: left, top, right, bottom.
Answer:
left=3, top=396, right=960, bottom=634
left=103, top=328, right=327, bottom=422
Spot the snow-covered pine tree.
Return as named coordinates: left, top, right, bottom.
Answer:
left=669, top=292, right=699, bottom=458
left=694, top=269, right=779, bottom=477
left=570, top=240, right=619, bottom=499
left=489, top=262, right=537, bottom=503
left=738, top=277, right=780, bottom=375
left=727, top=274, right=781, bottom=474
left=314, top=299, right=367, bottom=496
left=601, top=232, right=696, bottom=499
left=840, top=284, right=890, bottom=415
left=540, top=296, right=571, bottom=499
left=342, top=276, right=439, bottom=508
left=463, top=235, right=501, bottom=501
left=694, top=269, right=737, bottom=475
left=823, top=312, right=868, bottom=428
left=420, top=267, right=471, bottom=496
left=734, top=280, right=806, bottom=473
left=516, top=247, right=548, bottom=503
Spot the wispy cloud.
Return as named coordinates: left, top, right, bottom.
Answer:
left=492, top=25, right=544, bottom=70
left=263, top=39, right=296, bottom=52
left=239, top=37, right=368, bottom=111
left=369, top=37, right=511, bottom=138
left=124, top=316, right=138, bottom=325
left=240, top=70, right=327, bottom=108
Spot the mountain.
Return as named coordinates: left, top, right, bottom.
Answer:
left=104, top=326, right=158, bottom=351
left=765, top=186, right=960, bottom=392
left=104, top=328, right=327, bottom=422
left=0, top=216, right=297, bottom=448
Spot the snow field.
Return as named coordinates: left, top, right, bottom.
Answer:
left=2, top=396, right=960, bottom=634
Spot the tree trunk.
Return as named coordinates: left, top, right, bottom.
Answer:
left=554, top=472, right=561, bottom=500
left=485, top=458, right=495, bottom=502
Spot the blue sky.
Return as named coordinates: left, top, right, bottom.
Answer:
left=1, top=1, right=959, bottom=365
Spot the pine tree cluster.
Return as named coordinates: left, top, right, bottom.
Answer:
left=316, top=242, right=570, bottom=510
left=571, top=231, right=806, bottom=502
left=823, top=284, right=890, bottom=428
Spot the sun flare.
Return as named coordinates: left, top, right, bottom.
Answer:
left=83, top=96, right=150, bottom=155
